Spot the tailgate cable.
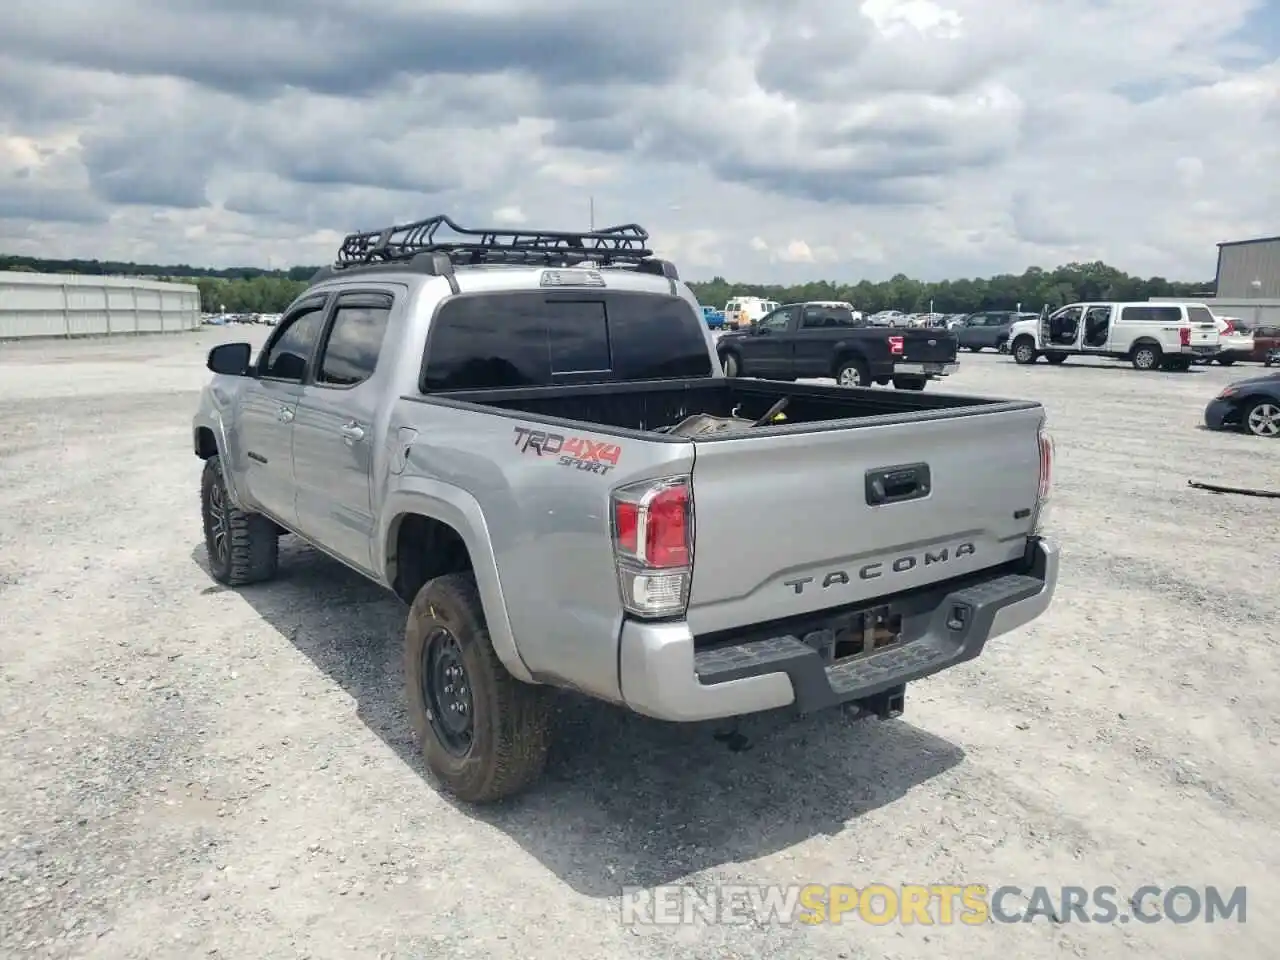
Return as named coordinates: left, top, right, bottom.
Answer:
left=1188, top=479, right=1280, bottom=499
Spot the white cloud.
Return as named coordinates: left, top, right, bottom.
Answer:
left=0, top=0, right=1276, bottom=282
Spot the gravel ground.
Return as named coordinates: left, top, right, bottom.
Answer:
left=1, top=327, right=1278, bottom=960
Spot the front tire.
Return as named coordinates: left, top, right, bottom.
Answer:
left=1045, top=353, right=1068, bottom=365
left=836, top=358, right=870, bottom=387
left=405, top=573, right=553, bottom=804
left=200, top=456, right=278, bottom=586
left=1012, top=337, right=1038, bottom=364
left=721, top=352, right=740, bottom=377
left=1243, top=399, right=1280, bottom=438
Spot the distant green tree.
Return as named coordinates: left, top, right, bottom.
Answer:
left=0, top=252, right=1213, bottom=315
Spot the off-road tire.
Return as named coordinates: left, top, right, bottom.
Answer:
left=405, top=573, right=552, bottom=804
left=201, top=456, right=279, bottom=586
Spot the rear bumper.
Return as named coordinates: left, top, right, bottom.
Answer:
left=894, top=362, right=958, bottom=377
left=618, top=537, right=1059, bottom=722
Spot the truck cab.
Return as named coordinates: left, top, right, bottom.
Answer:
left=1007, top=302, right=1221, bottom=371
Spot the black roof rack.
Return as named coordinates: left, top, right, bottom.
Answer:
left=309, top=214, right=679, bottom=287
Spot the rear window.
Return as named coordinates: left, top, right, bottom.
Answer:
left=1120, top=306, right=1183, bottom=323
left=1187, top=307, right=1216, bottom=325
left=421, top=292, right=713, bottom=390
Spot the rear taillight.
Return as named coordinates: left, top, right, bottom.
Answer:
left=1222, top=319, right=1234, bottom=334
left=889, top=335, right=905, bottom=355
left=1034, top=423, right=1053, bottom=534
left=611, top=476, right=693, bottom=618
left=1179, top=327, right=1191, bottom=347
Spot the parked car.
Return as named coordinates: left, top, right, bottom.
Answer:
left=193, top=214, right=1057, bottom=803
left=723, top=296, right=779, bottom=330
left=1210, top=316, right=1255, bottom=365
left=716, top=300, right=959, bottom=389
left=1007, top=302, right=1220, bottom=371
left=1203, top=372, right=1280, bottom=438
left=1266, top=347, right=1279, bottom=367
left=955, top=311, right=1023, bottom=353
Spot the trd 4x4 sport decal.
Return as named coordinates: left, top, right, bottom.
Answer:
left=512, top=426, right=622, bottom=476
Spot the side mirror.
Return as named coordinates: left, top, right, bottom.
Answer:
left=208, top=342, right=253, bottom=376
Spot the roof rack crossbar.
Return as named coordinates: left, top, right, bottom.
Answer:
left=333, top=214, right=655, bottom=270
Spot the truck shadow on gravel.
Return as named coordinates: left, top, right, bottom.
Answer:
left=192, top=541, right=965, bottom=897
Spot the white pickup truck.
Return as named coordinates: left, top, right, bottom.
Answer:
left=1007, top=301, right=1220, bottom=370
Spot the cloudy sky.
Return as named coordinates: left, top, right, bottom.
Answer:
left=1, top=0, right=1277, bottom=283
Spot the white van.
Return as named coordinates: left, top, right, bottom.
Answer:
left=1007, top=301, right=1221, bottom=371
left=723, top=297, right=780, bottom=329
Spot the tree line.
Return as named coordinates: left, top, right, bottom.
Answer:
left=1, top=253, right=1213, bottom=315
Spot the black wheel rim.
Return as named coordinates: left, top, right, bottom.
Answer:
left=206, top=472, right=229, bottom=565
left=421, top=628, right=474, bottom=756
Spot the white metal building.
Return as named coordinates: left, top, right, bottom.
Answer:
left=0, top=271, right=201, bottom=340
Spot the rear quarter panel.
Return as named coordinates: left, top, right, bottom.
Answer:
left=386, top=399, right=695, bottom=702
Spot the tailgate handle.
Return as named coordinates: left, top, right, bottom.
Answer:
left=866, top=463, right=931, bottom=505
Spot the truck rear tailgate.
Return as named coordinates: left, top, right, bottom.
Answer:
left=685, top=402, right=1044, bottom=636
left=899, top=328, right=958, bottom=364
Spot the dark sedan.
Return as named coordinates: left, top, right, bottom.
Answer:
left=1204, top=372, right=1280, bottom=438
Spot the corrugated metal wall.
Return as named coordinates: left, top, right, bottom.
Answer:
left=0, top=271, right=201, bottom=340
left=1216, top=238, right=1280, bottom=299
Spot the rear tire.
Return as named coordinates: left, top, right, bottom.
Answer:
left=836, top=358, right=870, bottom=387
left=967, top=346, right=982, bottom=353
left=1216, top=356, right=1236, bottom=366
left=721, top=352, right=740, bottom=377
left=405, top=573, right=553, bottom=804
left=200, top=456, right=278, bottom=586
left=1012, top=337, right=1037, bottom=364
left=892, top=375, right=927, bottom=390
left=1131, top=343, right=1162, bottom=370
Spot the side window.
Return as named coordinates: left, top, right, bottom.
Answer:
left=1119, top=306, right=1183, bottom=323
left=758, top=307, right=793, bottom=331
left=1052, top=305, right=1084, bottom=323
left=801, top=305, right=859, bottom=328
left=261, top=303, right=327, bottom=381
left=316, top=294, right=394, bottom=387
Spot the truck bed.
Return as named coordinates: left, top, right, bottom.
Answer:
left=414, top=376, right=1046, bottom=639
left=428, top=377, right=1030, bottom=437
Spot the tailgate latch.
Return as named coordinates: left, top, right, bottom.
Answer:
left=865, top=462, right=931, bottom=506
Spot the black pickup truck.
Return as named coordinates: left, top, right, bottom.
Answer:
left=716, top=301, right=959, bottom=389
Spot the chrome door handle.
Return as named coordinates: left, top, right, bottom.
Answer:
left=340, top=422, right=365, bottom=442
left=277, top=406, right=294, bottom=423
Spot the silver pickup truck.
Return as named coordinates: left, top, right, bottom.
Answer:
left=193, top=216, right=1059, bottom=803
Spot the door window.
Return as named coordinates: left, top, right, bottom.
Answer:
left=260, top=302, right=327, bottom=381
left=316, top=294, right=394, bottom=387
left=1082, top=306, right=1111, bottom=347
left=757, top=307, right=793, bottom=332
left=801, top=305, right=861, bottom=328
